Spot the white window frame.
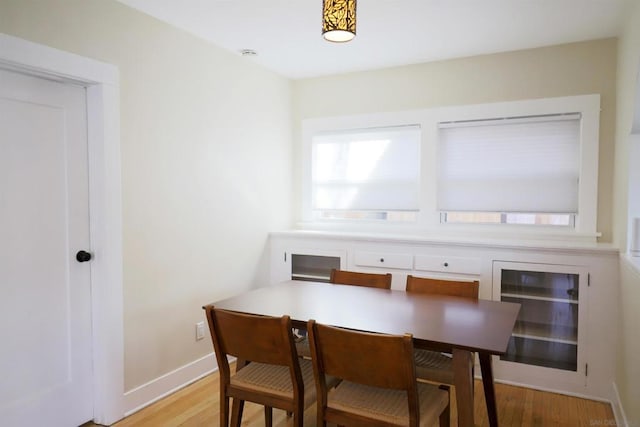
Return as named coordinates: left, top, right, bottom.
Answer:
left=301, top=110, right=430, bottom=232
left=628, top=133, right=640, bottom=257
left=627, top=69, right=640, bottom=264
left=433, top=95, right=600, bottom=238
left=300, top=94, right=601, bottom=241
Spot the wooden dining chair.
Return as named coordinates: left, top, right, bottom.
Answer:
left=295, top=269, right=393, bottom=358
left=330, top=268, right=393, bottom=289
left=204, top=305, right=316, bottom=427
left=405, top=275, right=479, bottom=385
left=307, top=319, right=450, bottom=427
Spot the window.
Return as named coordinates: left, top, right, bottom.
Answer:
left=438, top=114, right=581, bottom=227
left=442, top=212, right=574, bottom=226
left=311, top=125, right=420, bottom=221
left=301, top=95, right=600, bottom=239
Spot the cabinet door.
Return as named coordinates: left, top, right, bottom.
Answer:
left=492, top=261, right=588, bottom=387
left=270, top=245, right=346, bottom=284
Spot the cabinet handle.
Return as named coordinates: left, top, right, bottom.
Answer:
left=443, top=262, right=449, bottom=267
left=380, top=258, right=384, bottom=263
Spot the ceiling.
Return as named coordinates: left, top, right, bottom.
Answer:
left=117, top=0, right=629, bottom=79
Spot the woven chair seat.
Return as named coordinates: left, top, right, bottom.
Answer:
left=413, top=349, right=454, bottom=384
left=328, top=381, right=449, bottom=426
left=232, top=359, right=316, bottom=408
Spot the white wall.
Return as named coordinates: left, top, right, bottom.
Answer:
left=0, top=0, right=293, bottom=394
left=613, top=0, right=640, bottom=424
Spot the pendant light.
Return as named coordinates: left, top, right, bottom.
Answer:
left=322, top=0, right=357, bottom=43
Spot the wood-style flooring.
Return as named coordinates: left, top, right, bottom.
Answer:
left=91, top=366, right=615, bottom=426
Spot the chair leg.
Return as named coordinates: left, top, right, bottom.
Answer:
left=439, top=385, right=451, bottom=427
left=230, top=398, right=244, bottom=427
left=220, top=396, right=229, bottom=427
left=264, top=406, right=273, bottom=427
left=294, top=406, right=304, bottom=427
left=318, top=409, right=326, bottom=427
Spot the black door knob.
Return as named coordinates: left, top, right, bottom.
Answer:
left=76, top=250, right=92, bottom=263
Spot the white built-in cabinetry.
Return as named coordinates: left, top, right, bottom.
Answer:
left=269, top=230, right=619, bottom=401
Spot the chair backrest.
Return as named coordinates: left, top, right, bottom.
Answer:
left=405, top=275, right=479, bottom=299
left=308, top=319, right=421, bottom=424
left=330, top=269, right=392, bottom=289
left=203, top=305, right=301, bottom=385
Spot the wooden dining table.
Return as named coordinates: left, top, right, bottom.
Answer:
left=209, top=280, right=520, bottom=427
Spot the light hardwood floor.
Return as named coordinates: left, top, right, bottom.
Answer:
left=94, top=366, right=615, bottom=427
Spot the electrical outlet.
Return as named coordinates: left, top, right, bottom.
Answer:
left=195, top=321, right=205, bottom=341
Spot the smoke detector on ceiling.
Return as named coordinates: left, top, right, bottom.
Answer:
left=240, top=49, right=258, bottom=57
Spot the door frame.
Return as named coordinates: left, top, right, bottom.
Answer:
left=0, top=33, right=124, bottom=424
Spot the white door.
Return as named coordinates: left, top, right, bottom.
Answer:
left=0, top=68, right=93, bottom=426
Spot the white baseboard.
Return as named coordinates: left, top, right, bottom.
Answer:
left=493, top=378, right=611, bottom=403
left=121, top=357, right=631, bottom=425
left=611, top=382, right=629, bottom=427
left=123, top=352, right=217, bottom=416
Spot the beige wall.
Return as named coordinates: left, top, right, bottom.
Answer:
left=293, top=39, right=618, bottom=242
left=2, top=0, right=634, bottom=418
left=0, top=0, right=293, bottom=390
left=614, top=0, right=640, bottom=424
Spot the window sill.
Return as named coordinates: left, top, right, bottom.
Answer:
left=281, top=226, right=618, bottom=255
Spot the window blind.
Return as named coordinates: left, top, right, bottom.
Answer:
left=312, top=125, right=420, bottom=211
left=437, top=114, right=581, bottom=213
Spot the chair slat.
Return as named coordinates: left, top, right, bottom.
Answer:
left=330, top=269, right=392, bottom=289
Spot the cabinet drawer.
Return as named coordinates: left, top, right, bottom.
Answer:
left=414, top=255, right=481, bottom=275
left=354, top=251, right=413, bottom=270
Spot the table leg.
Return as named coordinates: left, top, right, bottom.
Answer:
left=452, top=348, right=474, bottom=427
left=479, top=353, right=499, bottom=427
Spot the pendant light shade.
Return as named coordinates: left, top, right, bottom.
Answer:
left=322, top=0, right=357, bottom=42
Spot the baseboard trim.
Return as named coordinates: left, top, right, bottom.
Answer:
left=123, top=353, right=217, bottom=417
left=610, top=382, right=629, bottom=427
left=493, top=378, right=611, bottom=404
left=122, top=357, right=630, bottom=424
